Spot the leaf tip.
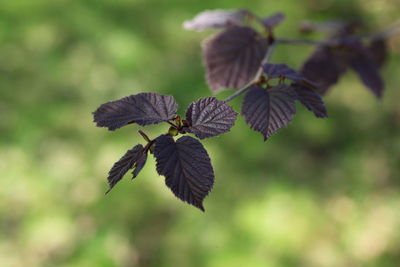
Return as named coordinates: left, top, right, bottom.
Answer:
left=105, top=188, right=112, bottom=195
left=195, top=202, right=206, bottom=212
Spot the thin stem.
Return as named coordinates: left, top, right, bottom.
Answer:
left=370, top=20, right=400, bottom=40
left=277, top=20, right=400, bottom=46
left=167, top=121, right=178, bottom=129
left=275, top=38, right=325, bottom=46
left=224, top=43, right=276, bottom=103
left=138, top=130, right=151, bottom=143
left=223, top=84, right=250, bottom=103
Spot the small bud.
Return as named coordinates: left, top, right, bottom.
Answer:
left=168, top=126, right=179, bottom=136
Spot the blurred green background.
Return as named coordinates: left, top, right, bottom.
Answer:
left=1, top=0, right=400, bottom=266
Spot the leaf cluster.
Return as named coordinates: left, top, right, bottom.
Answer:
left=93, top=9, right=392, bottom=211
left=94, top=93, right=236, bottom=210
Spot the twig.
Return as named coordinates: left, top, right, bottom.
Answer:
left=277, top=20, right=400, bottom=46
left=370, top=20, right=400, bottom=40
left=167, top=121, right=178, bottom=129
left=275, top=38, right=326, bottom=46
left=224, top=43, right=276, bottom=103
left=138, top=130, right=151, bottom=143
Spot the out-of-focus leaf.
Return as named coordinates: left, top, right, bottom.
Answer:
left=154, top=135, right=214, bottom=211
left=93, top=93, right=178, bottom=130
left=368, top=38, right=387, bottom=68
left=301, top=46, right=348, bottom=94
left=203, top=25, right=269, bottom=92
left=106, top=144, right=146, bottom=193
left=341, top=38, right=384, bottom=98
left=185, top=97, right=237, bottom=139
left=241, top=85, right=297, bottom=140
left=350, top=52, right=384, bottom=98
left=302, top=36, right=384, bottom=98
left=260, top=13, right=285, bottom=30
left=183, top=9, right=249, bottom=31
left=291, top=83, right=328, bottom=118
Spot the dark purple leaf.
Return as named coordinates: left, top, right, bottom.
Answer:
left=301, top=46, right=348, bottom=94
left=302, top=36, right=384, bottom=98
left=241, top=85, right=297, bottom=140
left=154, top=135, right=214, bottom=211
left=263, top=63, right=303, bottom=80
left=341, top=38, right=384, bottom=98
left=183, top=9, right=249, bottom=31
left=262, top=63, right=319, bottom=88
left=260, top=13, right=285, bottom=30
left=185, top=97, right=237, bottom=139
left=350, top=53, right=384, bottom=98
left=203, top=25, right=269, bottom=92
left=93, top=93, right=178, bottom=130
left=132, top=153, right=147, bottom=178
left=368, top=38, right=387, bottom=68
left=106, top=144, right=146, bottom=193
left=291, top=83, right=328, bottom=118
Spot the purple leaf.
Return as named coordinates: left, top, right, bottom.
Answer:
left=93, top=93, right=178, bottom=130
left=350, top=53, right=384, bottom=98
left=185, top=97, right=237, bottom=139
left=262, top=64, right=327, bottom=117
left=301, top=37, right=384, bottom=98
left=260, top=13, right=285, bottom=30
left=132, top=153, right=147, bottom=178
left=300, top=46, right=348, bottom=94
left=342, top=38, right=384, bottom=98
left=368, top=38, right=387, bottom=68
left=154, top=135, right=214, bottom=211
left=291, top=83, right=328, bottom=118
left=262, top=63, right=319, bottom=88
left=203, top=25, right=269, bottom=92
left=263, top=63, right=303, bottom=80
left=183, top=9, right=249, bottom=31
left=241, top=85, right=297, bottom=140
left=106, top=144, right=147, bottom=193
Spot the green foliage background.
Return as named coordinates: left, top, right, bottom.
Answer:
left=1, top=0, right=400, bottom=266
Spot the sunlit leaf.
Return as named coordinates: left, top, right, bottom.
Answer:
left=106, top=144, right=146, bottom=193
left=154, top=135, right=214, bottom=211
left=260, top=13, right=285, bottom=30
left=93, top=93, right=178, bottom=130
left=291, top=83, right=328, bottom=118
left=185, top=97, right=237, bottom=139
left=183, top=9, right=249, bottom=31
left=241, top=85, right=297, bottom=140
left=203, top=25, right=269, bottom=92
